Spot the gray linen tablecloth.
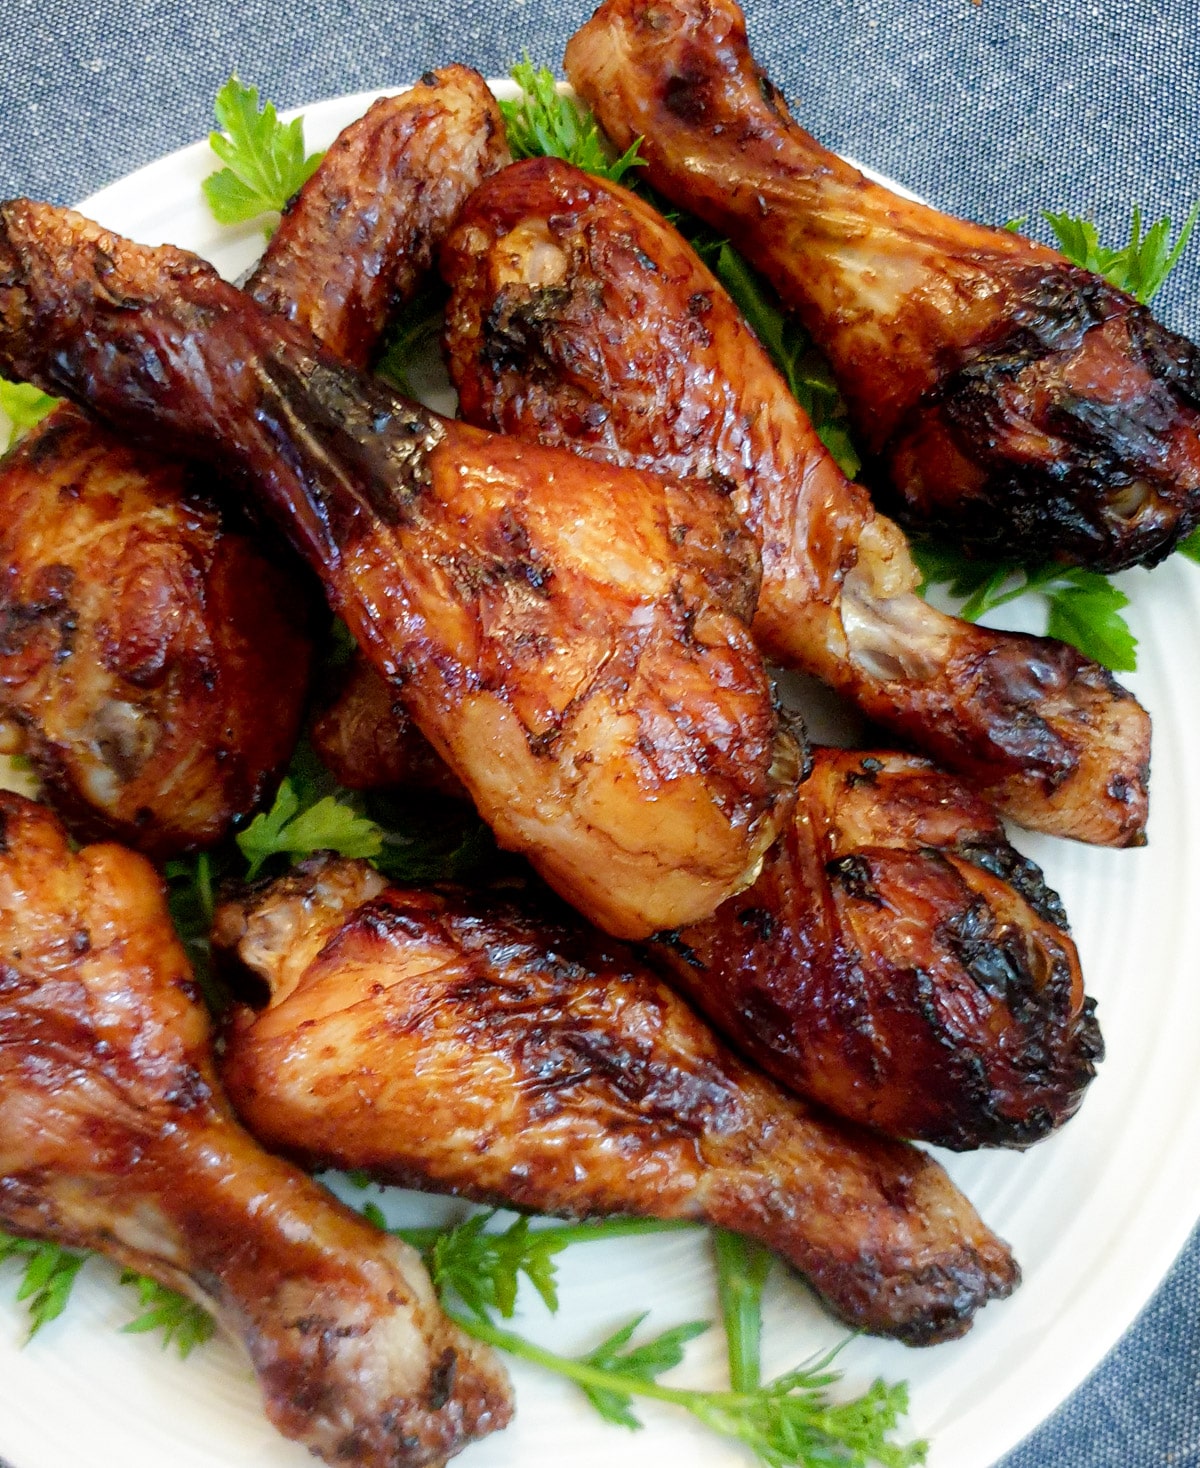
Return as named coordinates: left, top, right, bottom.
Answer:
left=0, top=0, right=1197, bottom=1464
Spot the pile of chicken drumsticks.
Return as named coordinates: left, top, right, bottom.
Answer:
left=3, top=0, right=1197, bottom=1463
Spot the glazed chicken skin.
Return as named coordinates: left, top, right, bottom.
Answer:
left=0, top=405, right=309, bottom=853
left=0, top=200, right=795, bottom=939
left=565, top=0, right=1200, bottom=572
left=247, top=64, right=511, bottom=371
left=441, top=157, right=1151, bottom=847
left=215, top=856, right=1019, bottom=1346
left=650, top=747, right=1101, bottom=1149
left=0, top=67, right=509, bottom=853
left=0, top=793, right=511, bottom=1467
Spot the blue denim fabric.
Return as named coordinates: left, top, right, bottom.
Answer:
left=1, top=1, right=1198, bottom=1464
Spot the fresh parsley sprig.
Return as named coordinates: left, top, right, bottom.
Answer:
left=910, top=544, right=1138, bottom=672
left=371, top=1205, right=696, bottom=1321
left=499, top=60, right=645, bottom=184
left=118, top=1273, right=216, bottom=1358
left=202, top=76, right=324, bottom=230
left=1043, top=203, right=1200, bottom=305
left=360, top=1204, right=923, bottom=1466
left=236, top=776, right=384, bottom=879
left=455, top=1311, right=925, bottom=1467
left=0, top=1233, right=88, bottom=1339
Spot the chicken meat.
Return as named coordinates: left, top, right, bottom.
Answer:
left=215, top=855, right=1019, bottom=1346
left=0, top=199, right=796, bottom=938
left=0, top=66, right=510, bottom=853
left=440, top=155, right=1151, bottom=846
left=649, top=746, right=1101, bottom=1149
left=0, top=791, right=512, bottom=1467
left=564, top=0, right=1200, bottom=571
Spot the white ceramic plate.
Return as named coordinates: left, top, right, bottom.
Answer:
left=1, top=84, right=1199, bottom=1468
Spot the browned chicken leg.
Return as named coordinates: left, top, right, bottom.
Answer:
left=0, top=200, right=796, bottom=938
left=649, top=747, right=1101, bottom=1149
left=0, top=67, right=509, bottom=853
left=0, top=407, right=310, bottom=852
left=565, top=0, right=1200, bottom=571
left=440, top=156, right=1151, bottom=846
left=0, top=792, right=512, bottom=1467
left=215, top=855, right=1019, bottom=1346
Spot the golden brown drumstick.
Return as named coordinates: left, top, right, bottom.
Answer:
left=650, top=747, right=1101, bottom=1149
left=0, top=200, right=795, bottom=938
left=0, top=68, right=509, bottom=853
left=215, top=855, right=1019, bottom=1346
left=441, top=157, right=1151, bottom=847
left=0, top=405, right=310, bottom=853
left=0, top=792, right=511, bottom=1467
left=247, top=65, right=511, bottom=371
left=565, top=0, right=1200, bottom=572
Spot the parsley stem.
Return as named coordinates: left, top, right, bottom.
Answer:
left=391, top=1214, right=696, bottom=1252
left=449, top=1309, right=727, bottom=1410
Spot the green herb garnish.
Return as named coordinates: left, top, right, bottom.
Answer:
left=360, top=1204, right=923, bottom=1465
left=236, top=776, right=384, bottom=879
left=0, top=1233, right=88, bottom=1338
left=499, top=60, right=645, bottom=184
left=119, top=1272, right=216, bottom=1358
left=202, top=76, right=324, bottom=229
left=911, top=545, right=1138, bottom=672
left=0, top=378, right=57, bottom=454
left=1043, top=203, right=1200, bottom=305
left=456, top=1312, right=925, bottom=1465
left=713, top=1227, right=773, bottom=1393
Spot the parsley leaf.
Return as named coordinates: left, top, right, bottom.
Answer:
left=500, top=60, right=645, bottom=184
left=1044, top=203, right=1199, bottom=305
left=0, top=1232, right=87, bottom=1339
left=202, top=77, right=324, bottom=229
left=236, top=776, right=384, bottom=879
left=0, top=378, right=57, bottom=454
left=118, top=1272, right=215, bottom=1358
left=374, top=1206, right=696, bottom=1324
left=911, top=543, right=1138, bottom=672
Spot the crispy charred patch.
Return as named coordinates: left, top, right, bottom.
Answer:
left=0, top=793, right=511, bottom=1467
left=217, top=855, right=1018, bottom=1344
left=0, top=199, right=791, bottom=938
left=650, top=749, right=1102, bottom=1150
left=565, top=0, right=1200, bottom=570
left=883, top=265, right=1200, bottom=569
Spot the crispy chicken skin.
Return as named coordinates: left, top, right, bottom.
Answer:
left=441, top=157, right=1151, bottom=846
left=215, top=856, right=1019, bottom=1346
left=565, top=0, right=1200, bottom=571
left=0, top=793, right=511, bottom=1467
left=248, top=65, right=510, bottom=370
left=650, top=748, right=1101, bottom=1149
left=0, top=200, right=795, bottom=938
left=309, top=649, right=470, bottom=798
left=0, top=404, right=309, bottom=853
left=0, top=68, right=509, bottom=852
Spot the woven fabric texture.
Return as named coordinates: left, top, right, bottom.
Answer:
left=0, top=1, right=1198, bottom=1465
